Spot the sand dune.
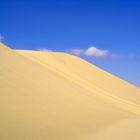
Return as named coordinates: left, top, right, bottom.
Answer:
left=0, top=43, right=140, bottom=140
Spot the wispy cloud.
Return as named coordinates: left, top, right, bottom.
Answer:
left=67, top=49, right=83, bottom=56
left=110, top=53, right=139, bottom=60
left=37, top=48, right=53, bottom=52
left=0, top=34, right=4, bottom=42
left=67, top=46, right=110, bottom=57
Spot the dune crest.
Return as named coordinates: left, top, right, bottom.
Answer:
left=0, top=43, right=140, bottom=140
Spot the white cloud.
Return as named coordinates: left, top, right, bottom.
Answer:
left=67, top=46, right=110, bottom=57
left=0, top=34, right=4, bottom=42
left=84, top=46, right=109, bottom=57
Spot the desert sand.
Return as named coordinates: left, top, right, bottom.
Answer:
left=0, top=43, right=140, bottom=140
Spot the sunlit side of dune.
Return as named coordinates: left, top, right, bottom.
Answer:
left=0, top=43, right=140, bottom=140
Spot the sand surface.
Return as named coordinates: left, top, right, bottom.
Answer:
left=0, top=43, right=140, bottom=140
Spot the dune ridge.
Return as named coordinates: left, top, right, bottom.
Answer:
left=15, top=50, right=140, bottom=114
left=0, top=43, right=140, bottom=140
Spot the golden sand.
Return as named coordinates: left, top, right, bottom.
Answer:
left=0, top=43, right=140, bottom=140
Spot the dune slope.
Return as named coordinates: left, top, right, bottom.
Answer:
left=0, top=43, right=140, bottom=140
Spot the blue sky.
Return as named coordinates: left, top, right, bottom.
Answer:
left=0, top=0, right=140, bottom=86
